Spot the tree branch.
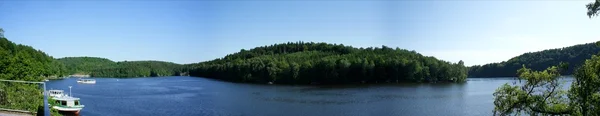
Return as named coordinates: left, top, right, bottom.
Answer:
left=529, top=107, right=572, bottom=115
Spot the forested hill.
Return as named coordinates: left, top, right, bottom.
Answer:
left=57, top=57, right=184, bottom=78
left=0, top=36, right=64, bottom=112
left=90, top=60, right=184, bottom=77
left=57, top=56, right=115, bottom=74
left=0, top=37, right=67, bottom=81
left=469, top=42, right=600, bottom=77
left=187, top=42, right=468, bottom=85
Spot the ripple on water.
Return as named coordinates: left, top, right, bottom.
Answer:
left=372, top=94, right=454, bottom=100
left=256, top=96, right=363, bottom=105
left=74, top=92, right=198, bottom=99
left=170, top=85, right=204, bottom=91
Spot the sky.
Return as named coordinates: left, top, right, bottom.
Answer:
left=0, top=0, right=598, bottom=66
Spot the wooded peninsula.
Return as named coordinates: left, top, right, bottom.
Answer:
left=187, top=42, right=468, bottom=84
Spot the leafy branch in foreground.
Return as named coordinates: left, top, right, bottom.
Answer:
left=494, top=56, right=600, bottom=116
left=569, top=55, right=600, bottom=116
left=588, top=0, right=600, bottom=18
left=493, top=64, right=573, bottom=115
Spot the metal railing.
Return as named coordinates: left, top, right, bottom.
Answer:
left=0, top=79, right=49, bottom=116
left=0, top=108, right=32, bottom=114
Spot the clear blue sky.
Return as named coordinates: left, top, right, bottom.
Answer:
left=0, top=1, right=598, bottom=66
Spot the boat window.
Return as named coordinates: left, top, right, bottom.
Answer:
left=55, top=101, right=60, bottom=104
left=75, top=100, right=79, bottom=105
left=61, top=101, right=67, bottom=106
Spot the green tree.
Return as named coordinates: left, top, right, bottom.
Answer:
left=569, top=55, right=600, bottom=116
left=493, top=65, right=572, bottom=115
left=588, top=0, right=600, bottom=18
left=0, top=29, right=59, bottom=113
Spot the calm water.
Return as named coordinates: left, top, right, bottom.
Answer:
left=46, top=76, right=567, bottom=116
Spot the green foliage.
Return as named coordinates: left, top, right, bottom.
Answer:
left=570, top=55, right=600, bottom=116
left=90, top=61, right=184, bottom=78
left=47, top=98, right=62, bottom=116
left=494, top=55, right=600, bottom=116
left=588, top=0, right=600, bottom=18
left=57, top=57, right=116, bottom=75
left=187, top=42, right=468, bottom=84
left=58, top=57, right=184, bottom=78
left=0, top=82, right=43, bottom=113
left=0, top=35, right=57, bottom=112
left=469, top=42, right=600, bottom=77
left=493, top=65, right=573, bottom=115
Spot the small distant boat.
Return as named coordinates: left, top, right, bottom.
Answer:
left=44, top=79, right=49, bottom=82
left=77, top=79, right=96, bottom=84
left=48, top=89, right=85, bottom=115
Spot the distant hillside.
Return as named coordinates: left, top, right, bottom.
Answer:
left=57, top=56, right=116, bottom=74
left=91, top=60, right=184, bottom=77
left=187, top=42, right=468, bottom=85
left=57, top=57, right=184, bottom=78
left=469, top=42, right=600, bottom=77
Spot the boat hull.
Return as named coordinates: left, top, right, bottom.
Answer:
left=58, top=110, right=80, bottom=116
left=52, top=106, right=83, bottom=112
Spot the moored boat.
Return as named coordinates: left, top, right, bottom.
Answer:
left=47, top=89, right=85, bottom=115
left=77, top=79, right=96, bottom=84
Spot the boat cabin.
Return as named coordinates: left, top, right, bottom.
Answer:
left=48, top=90, right=65, bottom=98
left=54, top=97, right=82, bottom=108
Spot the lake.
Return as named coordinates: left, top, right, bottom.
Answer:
left=46, top=76, right=568, bottom=116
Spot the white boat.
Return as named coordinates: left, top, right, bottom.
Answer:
left=77, top=79, right=96, bottom=84
left=47, top=89, right=85, bottom=115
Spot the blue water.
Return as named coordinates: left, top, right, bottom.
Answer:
left=46, top=76, right=561, bottom=116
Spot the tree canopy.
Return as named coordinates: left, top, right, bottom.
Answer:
left=588, top=0, right=600, bottom=18
left=469, top=42, right=600, bottom=77
left=90, top=60, right=184, bottom=77
left=186, top=42, right=468, bottom=85
left=57, top=57, right=116, bottom=75
left=493, top=55, right=600, bottom=116
left=57, top=57, right=184, bottom=78
left=569, top=55, right=600, bottom=115
left=0, top=34, right=59, bottom=112
left=493, top=65, right=572, bottom=115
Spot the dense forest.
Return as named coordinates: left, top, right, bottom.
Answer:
left=90, top=61, right=184, bottom=77
left=57, top=57, right=184, bottom=78
left=469, top=42, right=600, bottom=77
left=0, top=36, right=56, bottom=112
left=186, top=42, right=468, bottom=85
left=57, top=57, right=115, bottom=75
